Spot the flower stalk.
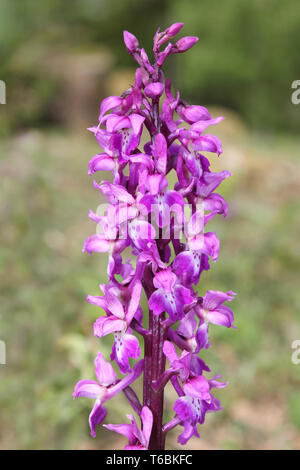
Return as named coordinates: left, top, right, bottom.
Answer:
left=73, top=22, right=236, bottom=450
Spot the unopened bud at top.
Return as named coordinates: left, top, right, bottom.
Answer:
left=123, top=30, right=139, bottom=53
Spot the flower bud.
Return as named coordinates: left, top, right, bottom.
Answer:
left=123, top=30, right=139, bottom=53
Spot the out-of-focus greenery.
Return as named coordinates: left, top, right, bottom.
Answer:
left=0, top=0, right=299, bottom=134
left=1, top=0, right=300, bottom=450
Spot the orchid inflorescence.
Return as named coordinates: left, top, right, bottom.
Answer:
left=73, top=22, right=236, bottom=450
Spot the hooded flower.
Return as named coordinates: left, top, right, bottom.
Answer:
left=149, top=268, right=194, bottom=321
left=76, top=22, right=236, bottom=450
left=140, top=173, right=185, bottom=228
left=163, top=340, right=210, bottom=383
left=104, top=406, right=153, bottom=450
left=172, top=210, right=219, bottom=286
left=176, top=311, right=210, bottom=352
left=197, top=290, right=237, bottom=328
left=193, top=169, right=231, bottom=217
left=90, top=281, right=143, bottom=374
left=174, top=375, right=227, bottom=444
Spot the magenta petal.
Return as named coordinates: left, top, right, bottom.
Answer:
left=183, top=376, right=211, bottom=401
left=88, top=154, right=115, bottom=175
left=190, top=116, right=224, bottom=133
left=73, top=380, right=102, bottom=399
left=144, top=82, right=164, bottom=99
left=123, top=30, right=139, bottom=52
left=175, top=36, right=199, bottom=53
left=86, top=295, right=106, bottom=310
left=177, top=105, right=211, bottom=124
left=203, top=232, right=220, bottom=261
left=154, top=133, right=167, bottom=174
left=89, top=399, right=107, bottom=438
left=83, top=235, right=112, bottom=254
left=128, top=219, right=156, bottom=250
left=129, top=153, right=154, bottom=171
left=188, top=232, right=220, bottom=261
left=177, top=310, right=197, bottom=338
left=203, top=290, right=236, bottom=311
left=173, top=251, right=195, bottom=280
left=128, top=114, right=145, bottom=136
left=193, top=134, right=223, bottom=155
left=93, top=316, right=125, bottom=338
left=173, top=250, right=206, bottom=285
left=99, top=181, right=135, bottom=205
left=163, top=340, right=179, bottom=363
left=174, top=396, right=195, bottom=422
left=147, top=173, right=165, bottom=195
left=107, top=359, right=144, bottom=399
left=94, top=352, right=117, bottom=387
left=196, top=323, right=209, bottom=350
left=165, top=22, right=184, bottom=38
left=203, top=193, right=228, bottom=216
left=207, top=305, right=234, bottom=328
left=177, top=422, right=199, bottom=445
left=140, top=406, right=153, bottom=448
left=197, top=170, right=231, bottom=197
left=103, top=422, right=136, bottom=443
left=104, top=288, right=125, bottom=319
left=164, top=190, right=185, bottom=208
left=126, top=280, right=142, bottom=324
left=153, top=267, right=177, bottom=292
left=148, top=290, right=167, bottom=316
left=99, top=96, right=122, bottom=121
left=174, top=285, right=194, bottom=309
left=111, top=332, right=140, bottom=374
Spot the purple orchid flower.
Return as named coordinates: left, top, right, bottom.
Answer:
left=173, top=311, right=210, bottom=352
left=140, top=173, right=185, bottom=228
left=89, top=281, right=143, bottom=374
left=163, top=340, right=210, bottom=383
left=76, top=23, right=236, bottom=450
left=73, top=353, right=144, bottom=437
left=104, top=406, right=153, bottom=450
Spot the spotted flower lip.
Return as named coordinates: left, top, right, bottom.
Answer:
left=76, top=22, right=235, bottom=449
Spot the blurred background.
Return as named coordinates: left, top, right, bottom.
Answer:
left=1, top=0, right=300, bottom=450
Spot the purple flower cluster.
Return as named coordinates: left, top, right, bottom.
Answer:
left=73, top=23, right=236, bottom=450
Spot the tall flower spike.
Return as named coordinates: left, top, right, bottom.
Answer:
left=74, top=22, right=236, bottom=450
